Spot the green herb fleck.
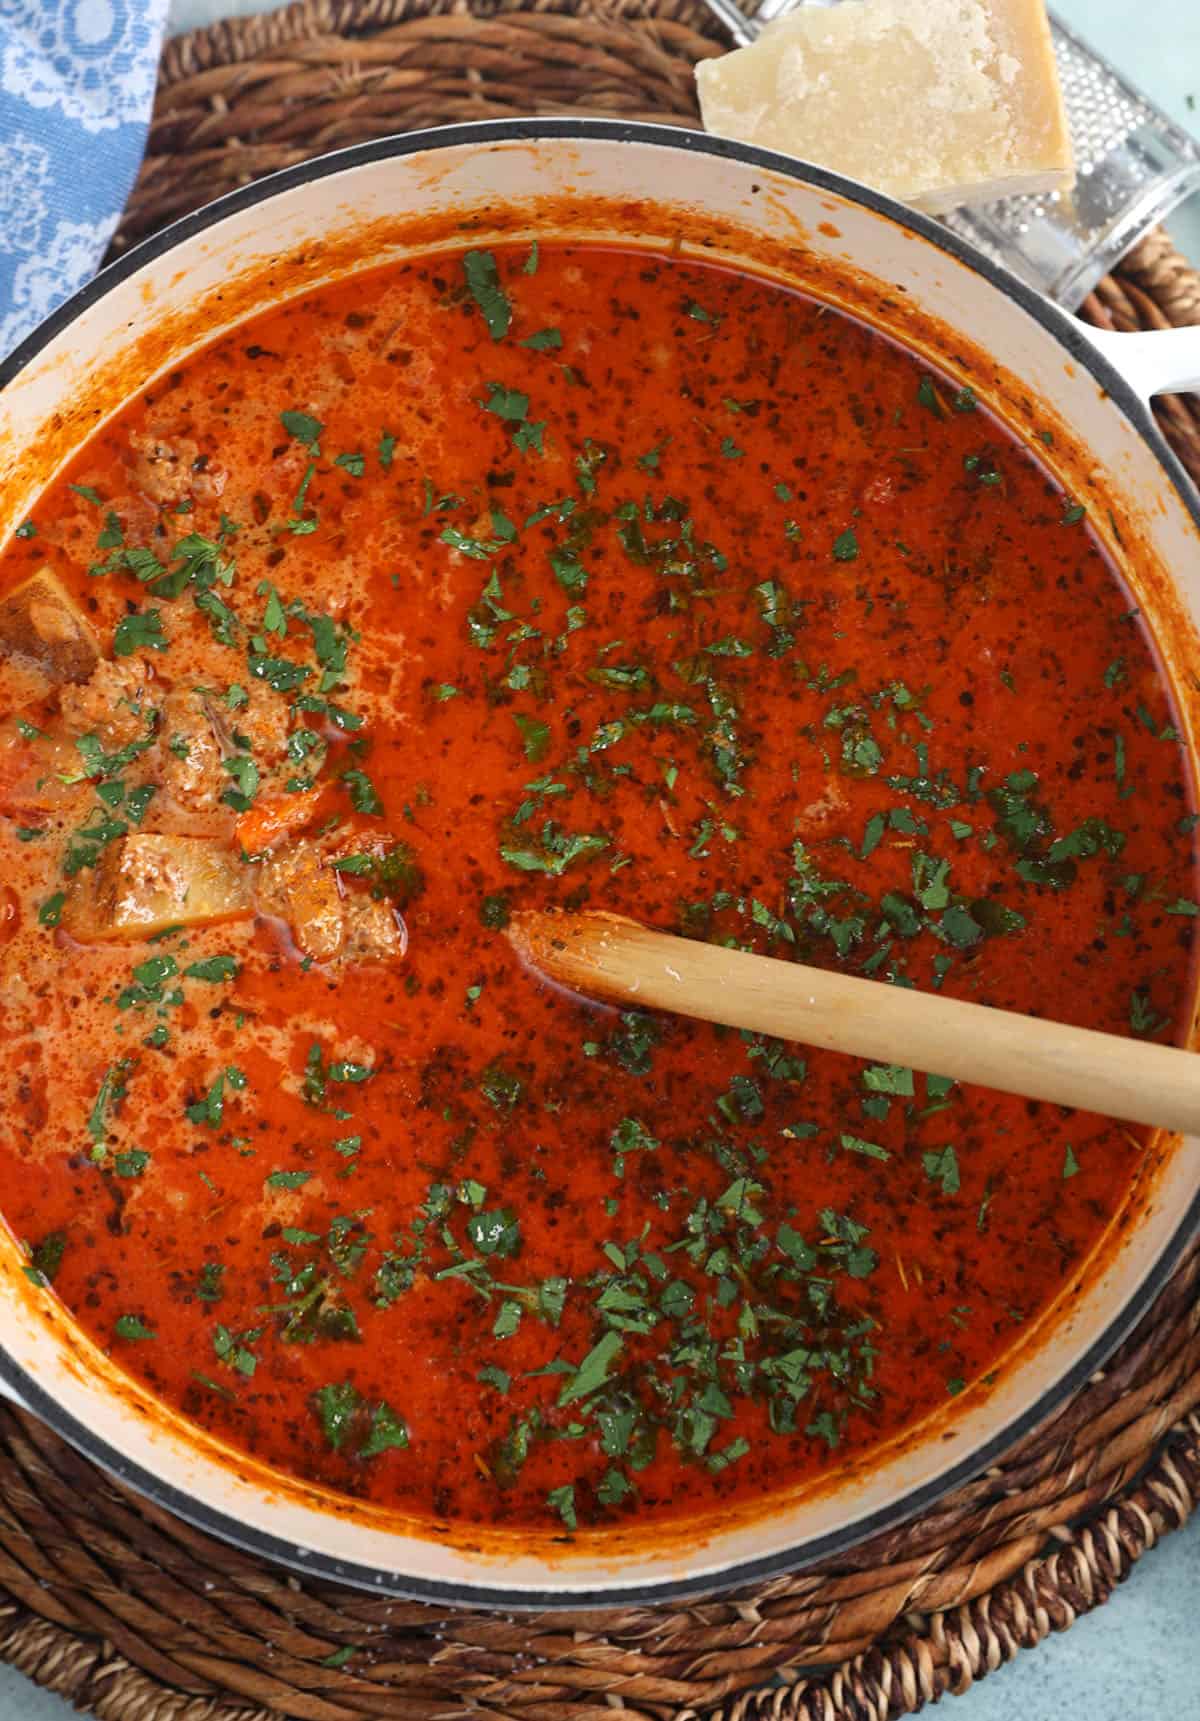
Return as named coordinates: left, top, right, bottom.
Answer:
left=114, top=1314, right=156, bottom=1341
left=280, top=410, right=323, bottom=452
left=113, top=609, right=167, bottom=656
left=463, top=250, right=513, bottom=340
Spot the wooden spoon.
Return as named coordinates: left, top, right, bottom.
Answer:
left=508, top=909, right=1200, bottom=1137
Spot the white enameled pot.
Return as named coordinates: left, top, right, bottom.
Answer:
left=1, top=121, right=1199, bottom=1608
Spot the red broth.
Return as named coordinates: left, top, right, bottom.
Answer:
left=0, top=243, right=1194, bottom=1534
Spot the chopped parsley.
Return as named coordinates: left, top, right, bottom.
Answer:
left=113, top=609, right=167, bottom=656
left=114, top=1314, right=156, bottom=1341
left=463, top=249, right=512, bottom=341
left=280, top=409, right=323, bottom=452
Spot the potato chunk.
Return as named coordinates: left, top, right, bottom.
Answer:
left=0, top=567, right=99, bottom=688
left=255, top=839, right=344, bottom=962
left=341, top=894, right=406, bottom=963
left=255, top=838, right=405, bottom=965
left=63, top=834, right=252, bottom=941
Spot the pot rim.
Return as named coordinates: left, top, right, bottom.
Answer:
left=2, top=116, right=1199, bottom=1609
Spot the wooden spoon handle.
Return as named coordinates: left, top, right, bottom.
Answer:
left=510, top=911, right=1200, bottom=1137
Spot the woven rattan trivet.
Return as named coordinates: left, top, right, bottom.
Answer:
left=2, top=4, right=1198, bottom=1716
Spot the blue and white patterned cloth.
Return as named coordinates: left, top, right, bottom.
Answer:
left=0, top=0, right=168, bottom=359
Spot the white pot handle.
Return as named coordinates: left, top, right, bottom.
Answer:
left=1080, top=323, right=1200, bottom=405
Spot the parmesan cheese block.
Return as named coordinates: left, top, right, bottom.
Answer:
left=695, top=0, right=1074, bottom=215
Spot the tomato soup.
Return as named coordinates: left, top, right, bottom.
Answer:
left=0, top=242, right=1194, bottom=1535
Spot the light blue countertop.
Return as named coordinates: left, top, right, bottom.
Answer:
left=1, top=3, right=1197, bottom=1718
